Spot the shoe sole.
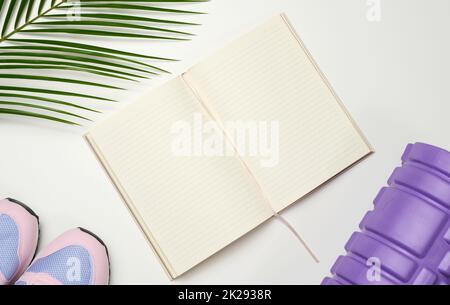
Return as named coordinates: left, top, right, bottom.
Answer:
left=78, top=227, right=111, bottom=285
left=7, top=198, right=39, bottom=223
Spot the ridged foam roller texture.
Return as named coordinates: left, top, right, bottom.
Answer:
left=322, top=143, right=450, bottom=285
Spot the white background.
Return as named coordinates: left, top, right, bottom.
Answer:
left=1, top=0, right=450, bottom=284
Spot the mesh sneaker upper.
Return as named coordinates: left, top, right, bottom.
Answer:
left=0, top=214, right=19, bottom=281
left=26, top=245, right=93, bottom=285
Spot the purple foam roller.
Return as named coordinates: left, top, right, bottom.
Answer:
left=323, top=143, right=450, bottom=285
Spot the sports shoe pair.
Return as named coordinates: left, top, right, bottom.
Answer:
left=0, top=198, right=109, bottom=285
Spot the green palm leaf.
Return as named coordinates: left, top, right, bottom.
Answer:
left=45, top=13, right=200, bottom=26
left=0, top=51, right=160, bottom=74
left=32, top=20, right=194, bottom=36
left=0, top=108, right=79, bottom=125
left=0, top=64, right=141, bottom=81
left=25, top=0, right=36, bottom=21
left=0, top=59, right=147, bottom=80
left=0, top=100, right=91, bottom=121
left=57, top=2, right=205, bottom=15
left=8, top=38, right=177, bottom=60
left=0, top=0, right=207, bottom=125
left=0, top=47, right=165, bottom=73
left=0, top=92, right=100, bottom=112
left=0, top=85, right=115, bottom=101
left=0, top=74, right=123, bottom=89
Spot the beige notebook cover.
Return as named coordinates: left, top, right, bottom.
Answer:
left=85, top=14, right=373, bottom=279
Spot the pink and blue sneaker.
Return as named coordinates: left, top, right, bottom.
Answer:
left=16, top=228, right=110, bottom=285
left=0, top=198, right=40, bottom=285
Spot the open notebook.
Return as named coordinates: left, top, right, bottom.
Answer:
left=85, top=14, right=373, bottom=279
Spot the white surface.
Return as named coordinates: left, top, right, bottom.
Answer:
left=1, top=0, right=450, bottom=284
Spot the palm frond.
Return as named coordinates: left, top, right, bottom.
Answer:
left=0, top=0, right=207, bottom=125
left=0, top=85, right=115, bottom=101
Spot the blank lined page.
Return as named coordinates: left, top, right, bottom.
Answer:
left=87, top=77, right=273, bottom=278
left=186, top=15, right=372, bottom=212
